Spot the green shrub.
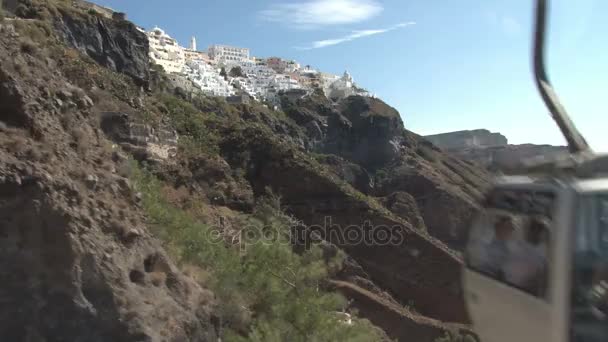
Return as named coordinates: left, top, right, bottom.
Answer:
left=229, top=66, right=245, bottom=78
left=158, top=94, right=220, bottom=155
left=131, top=164, right=383, bottom=341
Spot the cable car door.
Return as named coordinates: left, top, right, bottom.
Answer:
left=463, top=186, right=557, bottom=342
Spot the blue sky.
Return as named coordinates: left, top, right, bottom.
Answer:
left=95, top=0, right=606, bottom=151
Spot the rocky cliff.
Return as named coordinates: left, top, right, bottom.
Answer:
left=0, top=1, right=487, bottom=341
left=425, top=129, right=508, bottom=149
left=425, top=129, right=567, bottom=173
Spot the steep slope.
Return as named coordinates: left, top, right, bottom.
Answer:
left=217, top=121, right=470, bottom=323
left=0, top=12, right=218, bottom=341
left=281, top=92, right=491, bottom=250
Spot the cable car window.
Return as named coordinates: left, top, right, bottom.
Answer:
left=466, top=188, right=555, bottom=298
left=571, top=195, right=608, bottom=342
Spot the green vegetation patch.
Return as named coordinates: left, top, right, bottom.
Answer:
left=156, top=94, right=222, bottom=156
left=131, top=164, right=383, bottom=341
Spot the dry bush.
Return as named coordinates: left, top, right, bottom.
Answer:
left=19, top=37, right=37, bottom=55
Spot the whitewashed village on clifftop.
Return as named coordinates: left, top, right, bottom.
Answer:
left=144, top=25, right=373, bottom=106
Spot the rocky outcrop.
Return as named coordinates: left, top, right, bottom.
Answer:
left=282, top=94, right=406, bottom=169
left=53, top=5, right=150, bottom=86
left=323, top=96, right=405, bottom=169
left=425, top=129, right=508, bottom=149
left=99, top=111, right=178, bottom=163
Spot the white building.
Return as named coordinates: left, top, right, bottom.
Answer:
left=269, top=74, right=301, bottom=92
left=147, top=27, right=186, bottom=74
left=324, top=71, right=370, bottom=100
left=319, top=72, right=340, bottom=92
left=185, top=60, right=235, bottom=97
left=184, top=49, right=211, bottom=64
left=242, top=64, right=275, bottom=79
left=208, top=44, right=250, bottom=66
left=284, top=60, right=301, bottom=73
left=144, top=26, right=372, bottom=101
left=230, top=77, right=261, bottom=100
left=332, top=71, right=354, bottom=89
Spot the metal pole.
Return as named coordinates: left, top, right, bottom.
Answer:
left=533, top=0, right=591, bottom=154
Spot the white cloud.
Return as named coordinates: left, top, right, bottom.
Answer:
left=296, top=21, right=415, bottom=49
left=259, top=0, right=383, bottom=29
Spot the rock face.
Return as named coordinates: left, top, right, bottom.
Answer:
left=282, top=93, right=405, bottom=169
left=0, top=169, right=218, bottom=342
left=325, top=96, right=405, bottom=168
left=0, top=8, right=217, bottom=341
left=424, top=129, right=567, bottom=173
left=54, top=6, right=150, bottom=86
left=425, top=129, right=508, bottom=149
left=99, top=111, right=178, bottom=162
left=314, top=154, right=374, bottom=194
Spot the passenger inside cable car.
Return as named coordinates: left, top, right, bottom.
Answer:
left=503, top=217, right=549, bottom=296
left=466, top=189, right=554, bottom=299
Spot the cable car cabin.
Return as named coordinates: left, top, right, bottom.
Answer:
left=459, top=0, right=608, bottom=340
left=463, top=174, right=608, bottom=342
